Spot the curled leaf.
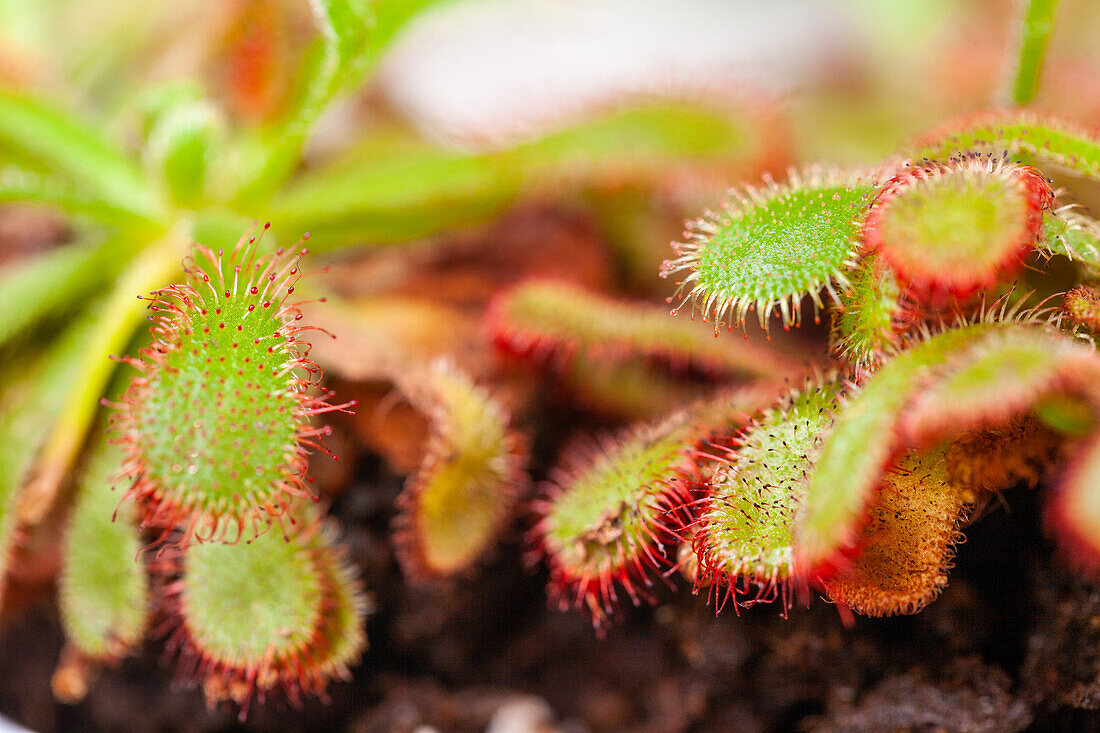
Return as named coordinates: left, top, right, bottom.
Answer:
left=393, top=361, right=528, bottom=578
left=793, top=325, right=998, bottom=577
left=800, top=323, right=1100, bottom=578
left=899, top=326, right=1100, bottom=445
left=533, top=385, right=777, bottom=629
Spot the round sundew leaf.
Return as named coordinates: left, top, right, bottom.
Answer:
left=862, top=157, right=1052, bottom=295
left=58, top=436, right=148, bottom=664
left=792, top=324, right=1000, bottom=576
left=182, top=523, right=325, bottom=674
left=660, top=167, right=878, bottom=330
left=692, top=380, right=843, bottom=602
left=831, top=253, right=906, bottom=371
left=823, top=448, right=975, bottom=616
left=394, top=362, right=527, bottom=578
left=912, top=111, right=1100, bottom=181
left=534, top=384, right=779, bottom=628
left=114, top=232, right=349, bottom=547
left=488, top=279, right=795, bottom=378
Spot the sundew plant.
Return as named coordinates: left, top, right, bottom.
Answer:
left=2, top=0, right=1100, bottom=724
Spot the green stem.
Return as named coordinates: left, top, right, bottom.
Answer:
left=1010, top=0, right=1060, bottom=106
left=18, top=224, right=190, bottom=526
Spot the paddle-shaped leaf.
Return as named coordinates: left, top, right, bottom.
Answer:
left=691, top=380, right=842, bottom=609
left=823, top=448, right=976, bottom=616
left=161, top=507, right=366, bottom=716
left=661, top=167, right=876, bottom=330
left=112, top=230, right=352, bottom=548
left=53, top=435, right=148, bottom=702
left=533, top=384, right=778, bottom=629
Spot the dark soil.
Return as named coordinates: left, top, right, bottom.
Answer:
left=2, top=446, right=1100, bottom=733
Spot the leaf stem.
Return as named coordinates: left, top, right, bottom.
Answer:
left=17, top=224, right=189, bottom=526
left=1009, top=0, right=1061, bottom=106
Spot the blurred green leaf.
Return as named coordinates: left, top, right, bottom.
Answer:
left=513, top=101, right=760, bottom=177
left=273, top=100, right=778, bottom=251
left=0, top=90, right=161, bottom=222
left=0, top=167, right=149, bottom=225
left=0, top=233, right=144, bottom=350
left=145, top=99, right=224, bottom=208
left=58, top=433, right=148, bottom=662
left=1010, top=0, right=1060, bottom=105
left=233, top=0, right=372, bottom=205
left=269, top=134, right=519, bottom=249
left=17, top=228, right=189, bottom=530
left=0, top=305, right=108, bottom=609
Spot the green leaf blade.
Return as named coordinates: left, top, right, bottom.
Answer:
left=0, top=90, right=161, bottom=222
left=662, top=168, right=876, bottom=330
left=394, top=362, right=527, bottom=578
left=0, top=233, right=141, bottom=350
left=913, top=111, right=1100, bottom=182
